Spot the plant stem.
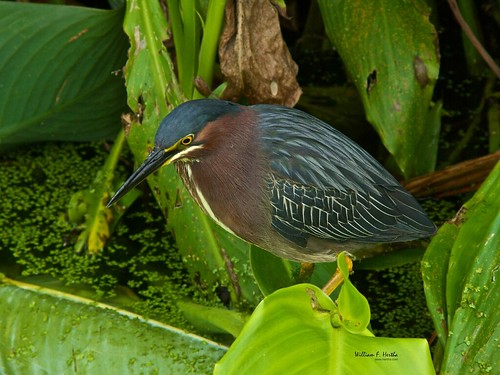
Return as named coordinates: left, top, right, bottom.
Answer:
left=194, top=0, right=227, bottom=99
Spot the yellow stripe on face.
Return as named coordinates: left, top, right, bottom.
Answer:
left=169, top=145, right=204, bottom=163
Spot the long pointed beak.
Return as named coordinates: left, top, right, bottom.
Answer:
left=107, top=148, right=172, bottom=207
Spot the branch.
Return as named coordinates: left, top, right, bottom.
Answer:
left=447, top=0, right=500, bottom=79
left=404, top=152, right=500, bottom=198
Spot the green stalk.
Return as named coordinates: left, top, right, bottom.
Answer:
left=457, top=0, right=485, bottom=76
left=181, top=0, right=198, bottom=98
left=166, top=0, right=188, bottom=97
left=168, top=0, right=199, bottom=98
left=194, top=0, right=227, bottom=99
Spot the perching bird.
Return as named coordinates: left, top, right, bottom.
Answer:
left=107, top=99, right=436, bottom=263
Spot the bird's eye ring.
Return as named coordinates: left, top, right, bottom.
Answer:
left=181, top=134, right=194, bottom=146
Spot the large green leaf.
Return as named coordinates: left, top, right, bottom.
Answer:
left=215, top=284, right=435, bottom=374
left=120, top=0, right=261, bottom=305
left=317, top=0, right=441, bottom=178
left=0, top=277, right=226, bottom=374
left=0, top=2, right=128, bottom=149
left=422, top=162, right=500, bottom=374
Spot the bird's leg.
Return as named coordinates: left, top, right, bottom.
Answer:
left=321, top=255, right=353, bottom=295
left=297, top=262, right=315, bottom=283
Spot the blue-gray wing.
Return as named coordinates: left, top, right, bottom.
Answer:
left=254, top=105, right=436, bottom=247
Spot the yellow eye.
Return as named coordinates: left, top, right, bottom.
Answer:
left=181, top=134, right=194, bottom=146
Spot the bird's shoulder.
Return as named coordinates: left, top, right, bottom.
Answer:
left=252, top=104, right=397, bottom=192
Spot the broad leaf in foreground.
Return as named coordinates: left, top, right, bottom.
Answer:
left=216, top=281, right=434, bottom=373
left=0, top=277, right=226, bottom=374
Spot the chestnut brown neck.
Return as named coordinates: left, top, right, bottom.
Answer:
left=176, top=107, right=270, bottom=243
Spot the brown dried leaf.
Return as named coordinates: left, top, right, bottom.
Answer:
left=219, top=0, right=301, bottom=107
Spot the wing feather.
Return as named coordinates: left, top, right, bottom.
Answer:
left=255, top=105, right=436, bottom=246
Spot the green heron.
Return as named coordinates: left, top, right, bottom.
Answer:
left=108, top=99, right=436, bottom=263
